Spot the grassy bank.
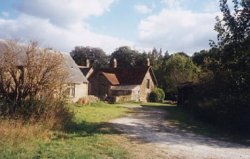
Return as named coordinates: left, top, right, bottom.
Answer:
left=0, top=102, right=131, bottom=159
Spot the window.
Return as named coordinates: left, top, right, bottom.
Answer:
left=146, top=79, right=150, bottom=89
left=66, top=84, right=75, bottom=97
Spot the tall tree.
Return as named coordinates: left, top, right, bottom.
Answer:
left=185, top=0, right=250, bottom=131
left=110, top=46, right=141, bottom=67
left=165, top=54, right=200, bottom=97
left=211, top=0, right=250, bottom=64
left=192, top=50, right=209, bottom=66
left=70, top=46, right=108, bottom=68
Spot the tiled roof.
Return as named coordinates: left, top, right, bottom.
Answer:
left=101, top=72, right=120, bottom=85
left=91, top=66, right=157, bottom=86
left=62, top=54, right=88, bottom=84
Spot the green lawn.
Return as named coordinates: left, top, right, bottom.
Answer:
left=0, top=102, right=132, bottom=159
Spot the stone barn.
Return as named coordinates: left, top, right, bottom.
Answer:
left=88, top=59, right=157, bottom=102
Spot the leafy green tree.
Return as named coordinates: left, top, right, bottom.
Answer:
left=110, top=46, right=141, bottom=67
left=70, top=46, right=108, bottom=68
left=166, top=54, right=200, bottom=87
left=184, top=0, right=250, bottom=132
left=210, top=0, right=250, bottom=96
left=164, top=54, right=200, bottom=100
left=192, top=50, right=210, bottom=66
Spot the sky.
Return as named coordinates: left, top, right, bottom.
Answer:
left=0, top=0, right=222, bottom=55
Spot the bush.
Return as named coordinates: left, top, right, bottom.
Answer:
left=77, top=95, right=100, bottom=105
left=149, top=88, right=165, bottom=103
left=0, top=98, right=73, bottom=130
left=40, top=100, right=73, bottom=130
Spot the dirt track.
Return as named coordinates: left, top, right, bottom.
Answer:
left=111, top=105, right=250, bottom=159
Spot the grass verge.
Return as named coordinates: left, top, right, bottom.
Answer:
left=0, top=102, right=132, bottom=159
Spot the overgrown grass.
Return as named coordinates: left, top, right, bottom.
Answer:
left=142, top=103, right=250, bottom=145
left=0, top=102, right=133, bottom=159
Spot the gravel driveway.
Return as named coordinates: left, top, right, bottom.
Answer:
left=111, top=105, right=250, bottom=159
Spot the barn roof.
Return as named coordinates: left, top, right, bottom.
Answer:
left=90, top=66, right=157, bottom=86
left=101, top=72, right=120, bottom=85
left=62, top=53, right=88, bottom=84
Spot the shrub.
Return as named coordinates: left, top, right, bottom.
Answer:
left=0, top=98, right=73, bottom=130
left=149, top=88, right=165, bottom=103
left=77, top=95, right=100, bottom=105
left=157, top=88, right=165, bottom=102
left=39, top=100, right=73, bottom=130
left=0, top=40, right=73, bottom=130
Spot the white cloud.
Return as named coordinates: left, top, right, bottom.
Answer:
left=134, top=4, right=152, bottom=14
left=137, top=9, right=218, bottom=54
left=16, top=0, right=115, bottom=27
left=0, top=0, right=134, bottom=53
left=0, top=17, right=133, bottom=54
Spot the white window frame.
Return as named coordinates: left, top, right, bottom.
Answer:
left=66, top=83, right=75, bottom=97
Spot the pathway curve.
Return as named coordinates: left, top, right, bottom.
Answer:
left=111, top=105, right=250, bottom=159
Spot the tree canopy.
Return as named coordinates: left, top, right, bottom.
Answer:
left=182, top=0, right=250, bottom=132
left=70, top=46, right=108, bottom=68
left=110, top=46, right=142, bottom=68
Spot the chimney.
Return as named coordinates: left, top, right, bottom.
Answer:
left=86, top=59, right=90, bottom=68
left=146, top=58, right=150, bottom=66
left=113, top=58, right=117, bottom=68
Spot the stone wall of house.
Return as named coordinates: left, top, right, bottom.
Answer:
left=115, top=95, right=132, bottom=103
left=110, top=85, right=140, bottom=102
left=140, top=71, right=155, bottom=102
left=89, top=73, right=110, bottom=99
left=72, top=83, right=88, bottom=102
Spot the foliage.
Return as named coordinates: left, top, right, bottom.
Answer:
left=149, top=88, right=165, bottom=103
left=0, top=40, right=69, bottom=118
left=192, top=50, right=210, bottom=66
left=110, top=46, right=143, bottom=68
left=183, top=0, right=250, bottom=132
left=163, top=54, right=200, bottom=100
left=70, top=46, right=108, bottom=68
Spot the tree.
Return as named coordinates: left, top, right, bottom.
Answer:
left=148, top=48, right=163, bottom=68
left=164, top=54, right=200, bottom=99
left=211, top=0, right=250, bottom=64
left=70, top=46, right=108, bottom=68
left=0, top=40, right=68, bottom=115
left=192, top=50, right=210, bottom=66
left=182, top=0, right=250, bottom=132
left=210, top=0, right=250, bottom=98
left=110, top=46, right=141, bottom=68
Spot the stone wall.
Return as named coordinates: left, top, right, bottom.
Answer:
left=140, top=71, right=155, bottom=102
left=67, top=83, right=88, bottom=103
left=89, top=73, right=110, bottom=99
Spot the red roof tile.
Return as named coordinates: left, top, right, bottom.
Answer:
left=101, top=72, right=120, bottom=85
left=90, top=66, right=157, bottom=86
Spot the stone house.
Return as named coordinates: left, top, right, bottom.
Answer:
left=88, top=59, right=157, bottom=102
left=0, top=40, right=88, bottom=103
left=63, top=54, right=88, bottom=102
